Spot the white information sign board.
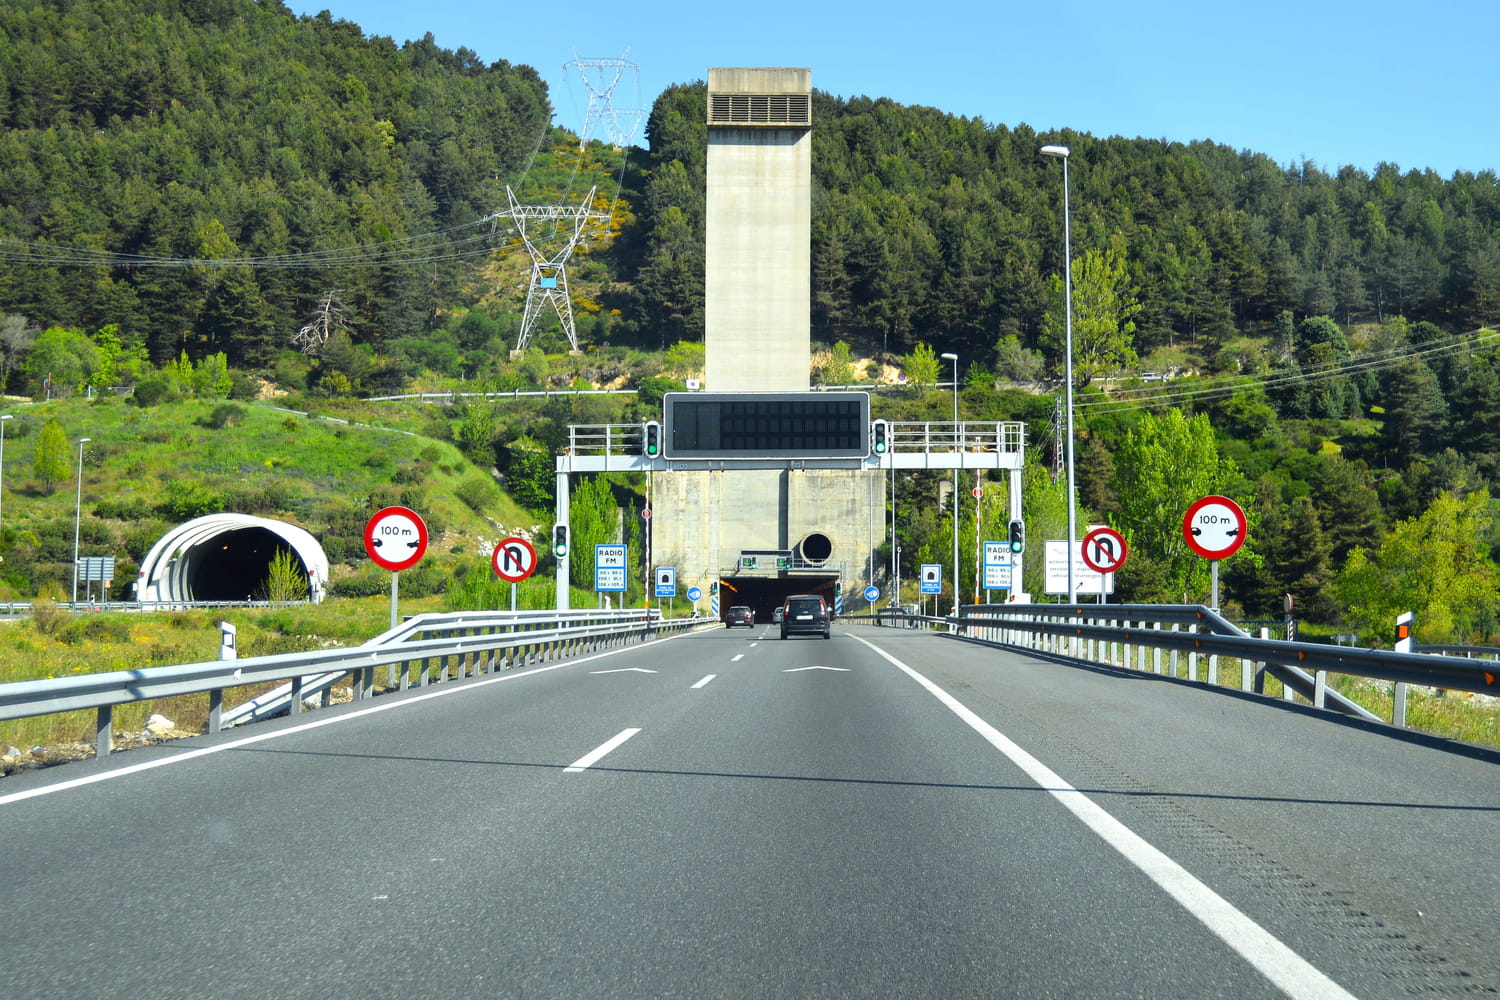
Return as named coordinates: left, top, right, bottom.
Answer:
left=595, top=543, right=627, bottom=592
left=983, top=541, right=1013, bottom=589
left=1043, top=539, right=1113, bottom=596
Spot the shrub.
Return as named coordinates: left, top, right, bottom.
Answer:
left=132, top=377, right=176, bottom=407
left=205, top=403, right=247, bottom=429
left=31, top=598, right=68, bottom=636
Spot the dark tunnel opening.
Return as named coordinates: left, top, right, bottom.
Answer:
left=182, top=527, right=301, bottom=602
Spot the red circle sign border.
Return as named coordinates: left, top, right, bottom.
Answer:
left=492, top=535, right=538, bottom=582
left=1081, top=526, right=1129, bottom=574
left=1181, top=495, right=1247, bottom=560
left=363, top=506, right=429, bottom=572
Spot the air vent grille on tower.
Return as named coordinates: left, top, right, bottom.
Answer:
left=707, top=92, right=811, bottom=126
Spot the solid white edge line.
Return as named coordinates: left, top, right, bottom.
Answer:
left=850, top=633, right=1357, bottom=1000
left=564, top=728, right=641, bottom=773
left=692, top=675, right=716, bottom=689
left=1, top=629, right=699, bottom=807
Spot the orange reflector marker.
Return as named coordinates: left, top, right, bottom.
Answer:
left=1486, top=671, right=1497, bottom=686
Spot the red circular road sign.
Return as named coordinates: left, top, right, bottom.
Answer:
left=1082, top=526, right=1129, bottom=574
left=971, top=486, right=983, bottom=499
left=363, top=506, right=429, bottom=572
left=492, top=536, right=538, bottom=583
left=1182, top=495, right=1247, bottom=560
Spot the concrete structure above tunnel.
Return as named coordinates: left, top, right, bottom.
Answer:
left=136, top=514, right=328, bottom=604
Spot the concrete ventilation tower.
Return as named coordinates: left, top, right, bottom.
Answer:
left=651, top=69, right=887, bottom=618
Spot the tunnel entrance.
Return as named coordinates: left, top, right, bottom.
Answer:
left=718, top=574, right=837, bottom=624
left=136, top=514, right=329, bottom=604
left=182, top=527, right=298, bottom=602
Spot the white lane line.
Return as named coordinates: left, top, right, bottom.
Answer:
left=784, top=666, right=850, bottom=672
left=731, top=654, right=744, bottom=662
left=851, top=634, right=1357, bottom=1000
left=0, top=629, right=701, bottom=806
left=692, top=675, right=716, bottom=689
left=563, top=728, right=641, bottom=773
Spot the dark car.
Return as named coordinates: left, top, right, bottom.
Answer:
left=724, top=605, right=755, bottom=628
left=780, top=594, right=831, bottom=639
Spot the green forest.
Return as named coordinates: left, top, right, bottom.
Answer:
left=3, top=0, right=1500, bottom=646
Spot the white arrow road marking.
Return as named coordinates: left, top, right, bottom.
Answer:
left=589, top=667, right=658, bottom=674
left=783, top=666, right=851, bottom=672
left=564, top=728, right=641, bottom=773
left=692, top=674, right=716, bottom=689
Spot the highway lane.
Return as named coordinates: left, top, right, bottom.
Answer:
left=1, top=622, right=1496, bottom=998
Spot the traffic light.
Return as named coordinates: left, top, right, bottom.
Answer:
left=1008, top=519, right=1025, bottom=554
left=643, top=420, right=661, bottom=458
left=710, top=581, right=719, bottom=596
left=834, top=579, right=842, bottom=598
left=552, top=524, right=569, bottom=559
left=871, top=419, right=889, bottom=455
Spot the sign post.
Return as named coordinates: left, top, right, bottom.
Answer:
left=492, top=535, right=538, bottom=611
left=1182, top=495, right=1247, bottom=610
left=1081, top=526, right=1128, bottom=603
left=364, top=506, right=429, bottom=628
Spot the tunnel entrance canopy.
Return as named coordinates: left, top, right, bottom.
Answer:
left=136, top=514, right=328, bottom=604
left=718, top=574, right=836, bottom=622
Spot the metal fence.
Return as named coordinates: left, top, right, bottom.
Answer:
left=0, top=608, right=707, bottom=759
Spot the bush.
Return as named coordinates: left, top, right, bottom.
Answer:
left=132, top=377, right=176, bottom=407
left=31, top=598, right=69, bottom=636
left=455, top=474, right=499, bottom=514
left=57, top=616, right=131, bottom=646
left=205, top=403, right=247, bottom=429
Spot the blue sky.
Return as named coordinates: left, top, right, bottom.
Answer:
left=297, top=0, right=1498, bottom=178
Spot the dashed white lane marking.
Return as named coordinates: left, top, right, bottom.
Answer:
left=563, top=728, right=642, bottom=773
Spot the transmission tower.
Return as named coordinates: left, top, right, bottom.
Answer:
left=564, top=48, right=645, bottom=149
left=493, top=186, right=609, bottom=353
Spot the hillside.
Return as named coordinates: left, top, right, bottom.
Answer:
left=4, top=0, right=1500, bottom=647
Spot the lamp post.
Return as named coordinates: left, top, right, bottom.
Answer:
left=0, top=414, right=12, bottom=549
left=1040, top=144, right=1077, bottom=603
left=941, top=351, right=960, bottom=616
left=72, top=437, right=90, bottom=605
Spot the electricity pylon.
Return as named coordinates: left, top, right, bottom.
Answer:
left=493, top=186, right=609, bottom=353
left=564, top=49, right=645, bottom=149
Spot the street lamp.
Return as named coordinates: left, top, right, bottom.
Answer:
left=72, top=438, right=90, bottom=605
left=941, top=351, right=960, bottom=616
left=1040, top=144, right=1078, bottom=603
left=0, top=414, right=12, bottom=549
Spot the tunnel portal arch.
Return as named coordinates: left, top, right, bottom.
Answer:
left=136, top=515, right=328, bottom=604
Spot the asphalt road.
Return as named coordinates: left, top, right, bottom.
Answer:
left=2, top=623, right=1497, bottom=999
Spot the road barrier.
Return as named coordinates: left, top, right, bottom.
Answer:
left=0, top=609, right=706, bottom=759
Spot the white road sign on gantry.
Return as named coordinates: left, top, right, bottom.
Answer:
left=596, top=543, right=627, bottom=592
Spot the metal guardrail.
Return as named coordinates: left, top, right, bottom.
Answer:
left=942, top=603, right=1500, bottom=730
left=0, top=608, right=708, bottom=759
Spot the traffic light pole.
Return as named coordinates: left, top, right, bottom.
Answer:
left=555, top=468, right=571, bottom=611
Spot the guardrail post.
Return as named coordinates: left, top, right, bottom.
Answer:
left=96, top=704, right=113, bottom=758
left=208, top=688, right=223, bottom=733
left=1392, top=682, right=1408, bottom=727
left=1246, top=630, right=1265, bottom=691
left=290, top=675, right=303, bottom=714
left=1169, top=624, right=1179, bottom=677
left=1314, top=670, right=1327, bottom=709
